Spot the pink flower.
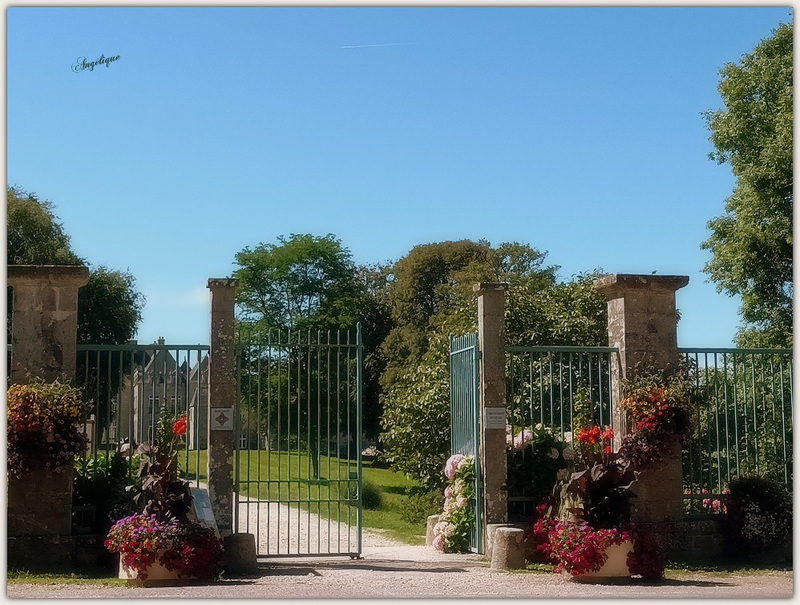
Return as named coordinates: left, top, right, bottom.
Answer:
left=444, top=486, right=453, bottom=499
left=513, top=429, right=532, bottom=450
left=444, top=454, right=464, bottom=479
left=432, top=534, right=445, bottom=551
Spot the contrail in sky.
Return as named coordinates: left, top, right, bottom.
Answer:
left=340, top=42, right=419, bottom=49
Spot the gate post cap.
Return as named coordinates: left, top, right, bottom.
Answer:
left=207, top=278, right=239, bottom=289
left=473, top=282, right=509, bottom=293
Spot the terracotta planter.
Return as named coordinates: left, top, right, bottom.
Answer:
left=571, top=540, right=633, bottom=583
left=118, top=555, right=192, bottom=587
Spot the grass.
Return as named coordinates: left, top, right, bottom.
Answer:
left=181, top=449, right=430, bottom=545
left=6, top=571, right=127, bottom=586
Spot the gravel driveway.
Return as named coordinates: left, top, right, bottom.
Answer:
left=6, top=500, right=793, bottom=599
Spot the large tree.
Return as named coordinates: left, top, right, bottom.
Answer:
left=7, top=186, right=144, bottom=345
left=233, top=234, right=388, bottom=472
left=234, top=233, right=366, bottom=332
left=378, top=240, right=606, bottom=489
left=702, top=23, right=793, bottom=348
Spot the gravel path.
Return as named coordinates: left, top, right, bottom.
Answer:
left=6, top=499, right=793, bottom=598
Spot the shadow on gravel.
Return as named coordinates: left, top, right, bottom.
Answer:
left=224, top=560, right=472, bottom=579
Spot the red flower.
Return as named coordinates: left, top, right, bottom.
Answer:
left=172, top=417, right=188, bottom=436
left=601, top=427, right=614, bottom=442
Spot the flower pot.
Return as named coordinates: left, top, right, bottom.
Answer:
left=571, top=540, right=633, bottom=583
left=118, top=555, right=191, bottom=587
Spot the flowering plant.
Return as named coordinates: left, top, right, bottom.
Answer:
left=618, top=361, right=699, bottom=469
left=106, top=513, right=223, bottom=580
left=107, top=412, right=223, bottom=579
left=7, top=379, right=89, bottom=479
left=539, top=521, right=630, bottom=576
left=432, top=454, right=475, bottom=553
left=560, top=425, right=638, bottom=529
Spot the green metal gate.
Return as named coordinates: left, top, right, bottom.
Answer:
left=234, top=325, right=363, bottom=557
left=448, top=333, right=482, bottom=554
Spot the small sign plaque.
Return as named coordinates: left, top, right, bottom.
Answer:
left=189, top=487, right=220, bottom=537
left=211, top=407, right=234, bottom=431
left=484, top=407, right=507, bottom=430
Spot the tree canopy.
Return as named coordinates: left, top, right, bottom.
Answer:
left=702, top=22, right=793, bottom=348
left=234, top=233, right=367, bottom=332
left=7, top=186, right=144, bottom=345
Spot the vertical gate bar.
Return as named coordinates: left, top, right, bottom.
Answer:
left=356, top=323, right=364, bottom=556
left=336, top=329, right=342, bottom=550
left=778, top=354, right=788, bottom=484
left=750, top=354, right=758, bottom=475
left=327, top=330, right=332, bottom=553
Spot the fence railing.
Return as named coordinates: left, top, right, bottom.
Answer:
left=680, top=348, right=793, bottom=515
left=505, top=345, right=618, bottom=518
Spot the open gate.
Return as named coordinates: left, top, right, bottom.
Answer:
left=234, top=325, right=363, bottom=557
left=448, top=332, right=482, bottom=554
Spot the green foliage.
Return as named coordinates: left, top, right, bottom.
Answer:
left=7, top=186, right=144, bottom=345
left=720, top=476, right=792, bottom=563
left=702, top=23, right=793, bottom=348
left=234, top=233, right=366, bottom=332
left=73, top=452, right=139, bottom=531
left=6, top=186, right=81, bottom=265
left=359, top=479, right=383, bottom=510
left=379, top=240, right=606, bottom=489
left=77, top=267, right=144, bottom=345
left=400, top=488, right=443, bottom=525
left=506, top=424, right=568, bottom=508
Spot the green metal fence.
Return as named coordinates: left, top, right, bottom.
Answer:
left=680, top=348, right=793, bottom=515
left=505, top=345, right=618, bottom=519
left=448, top=332, right=482, bottom=553
left=73, top=342, right=209, bottom=531
left=235, top=326, right=363, bottom=557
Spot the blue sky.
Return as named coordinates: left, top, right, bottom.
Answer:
left=6, top=5, right=791, bottom=347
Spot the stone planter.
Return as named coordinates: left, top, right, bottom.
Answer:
left=571, top=540, right=633, bottom=583
left=118, top=554, right=192, bottom=587
left=8, top=455, right=73, bottom=537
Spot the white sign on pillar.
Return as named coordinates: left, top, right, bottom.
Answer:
left=211, top=407, right=234, bottom=431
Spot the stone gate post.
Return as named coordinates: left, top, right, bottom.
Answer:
left=594, top=273, right=689, bottom=525
left=474, top=283, right=509, bottom=541
left=7, top=265, right=90, bottom=571
left=207, top=278, right=238, bottom=536
left=7, top=265, right=90, bottom=384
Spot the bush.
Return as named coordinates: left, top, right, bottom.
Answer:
left=73, top=452, right=139, bottom=532
left=720, top=476, right=792, bottom=563
left=360, top=480, right=383, bottom=510
left=401, top=488, right=443, bottom=525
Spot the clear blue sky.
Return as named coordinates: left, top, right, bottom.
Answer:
left=6, top=4, right=791, bottom=347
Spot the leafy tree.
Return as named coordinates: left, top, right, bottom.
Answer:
left=378, top=239, right=605, bottom=490
left=7, top=187, right=144, bottom=345
left=7, top=186, right=145, bottom=445
left=7, top=186, right=82, bottom=265
left=702, top=22, right=793, bottom=348
left=234, top=233, right=365, bottom=332
left=233, top=234, right=385, bottom=476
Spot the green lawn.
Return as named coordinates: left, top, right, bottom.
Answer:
left=181, top=449, right=429, bottom=545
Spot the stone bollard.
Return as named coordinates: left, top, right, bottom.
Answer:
left=223, top=533, right=258, bottom=575
left=490, top=527, right=526, bottom=571
left=426, top=515, right=440, bottom=547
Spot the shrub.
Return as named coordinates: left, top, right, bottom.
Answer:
left=360, top=480, right=383, bottom=510
left=401, top=488, right=443, bottom=525
left=720, top=476, right=792, bottom=562
left=73, top=452, right=139, bottom=531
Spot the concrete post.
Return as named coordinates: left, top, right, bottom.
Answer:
left=7, top=265, right=90, bottom=383
left=207, top=278, right=239, bottom=536
left=594, top=273, right=689, bottom=524
left=474, top=283, right=509, bottom=537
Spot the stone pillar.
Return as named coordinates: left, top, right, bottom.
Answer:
left=474, top=283, right=509, bottom=540
left=594, top=273, right=688, bottom=524
left=7, top=265, right=90, bottom=383
left=6, top=265, right=89, bottom=572
left=207, top=278, right=239, bottom=536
